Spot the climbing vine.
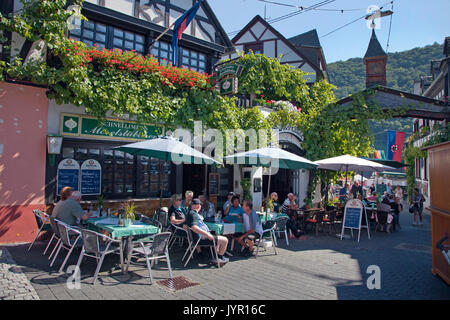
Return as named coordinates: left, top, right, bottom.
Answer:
left=0, top=0, right=427, bottom=203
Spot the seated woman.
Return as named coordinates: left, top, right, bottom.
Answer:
left=223, top=195, right=243, bottom=223
left=169, top=194, right=185, bottom=227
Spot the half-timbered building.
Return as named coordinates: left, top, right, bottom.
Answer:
left=223, top=15, right=328, bottom=83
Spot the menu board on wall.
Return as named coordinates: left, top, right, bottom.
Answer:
left=209, top=173, right=220, bottom=196
left=57, top=159, right=80, bottom=195
left=80, top=159, right=102, bottom=195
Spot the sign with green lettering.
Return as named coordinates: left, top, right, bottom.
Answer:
left=216, top=63, right=243, bottom=79
left=61, top=114, right=163, bottom=141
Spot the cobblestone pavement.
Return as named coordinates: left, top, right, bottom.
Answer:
left=3, top=207, right=450, bottom=300
left=0, top=247, right=40, bottom=300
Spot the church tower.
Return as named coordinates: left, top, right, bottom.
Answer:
left=364, top=29, right=388, bottom=88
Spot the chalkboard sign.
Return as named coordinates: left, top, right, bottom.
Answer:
left=209, top=173, right=220, bottom=196
left=340, top=199, right=370, bottom=242
left=344, top=207, right=362, bottom=229
left=80, top=159, right=102, bottom=195
left=57, top=159, right=80, bottom=195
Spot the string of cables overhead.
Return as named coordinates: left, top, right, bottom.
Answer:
left=255, top=0, right=368, bottom=12
left=320, top=1, right=394, bottom=39
left=385, top=1, right=394, bottom=53
left=226, top=0, right=336, bottom=37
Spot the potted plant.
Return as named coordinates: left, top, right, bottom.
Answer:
left=97, top=195, right=105, bottom=216
left=122, top=202, right=136, bottom=227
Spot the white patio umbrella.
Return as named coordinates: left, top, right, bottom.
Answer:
left=116, top=136, right=220, bottom=207
left=224, top=147, right=318, bottom=215
left=314, top=154, right=395, bottom=187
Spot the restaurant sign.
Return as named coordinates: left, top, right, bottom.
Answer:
left=61, top=114, right=163, bottom=141
left=215, top=63, right=243, bottom=95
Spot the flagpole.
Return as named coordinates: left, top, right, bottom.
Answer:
left=149, top=22, right=176, bottom=51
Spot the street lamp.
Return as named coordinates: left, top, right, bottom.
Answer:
left=47, top=135, right=63, bottom=166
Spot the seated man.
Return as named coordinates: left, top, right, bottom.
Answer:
left=181, top=190, right=194, bottom=213
left=199, top=194, right=216, bottom=219
left=234, top=200, right=263, bottom=257
left=185, top=198, right=229, bottom=264
left=52, top=189, right=92, bottom=226
left=269, top=192, right=281, bottom=213
left=223, top=195, right=243, bottom=222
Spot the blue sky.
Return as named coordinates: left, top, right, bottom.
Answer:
left=208, top=0, right=450, bottom=63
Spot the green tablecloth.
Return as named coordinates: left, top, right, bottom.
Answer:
left=205, top=222, right=244, bottom=235
left=258, top=213, right=289, bottom=223
left=87, top=217, right=159, bottom=238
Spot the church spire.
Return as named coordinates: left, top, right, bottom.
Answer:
left=364, top=29, right=388, bottom=88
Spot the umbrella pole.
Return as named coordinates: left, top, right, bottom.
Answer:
left=266, top=165, right=271, bottom=222
left=159, top=161, right=163, bottom=209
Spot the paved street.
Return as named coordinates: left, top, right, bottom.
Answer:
left=1, top=208, right=449, bottom=300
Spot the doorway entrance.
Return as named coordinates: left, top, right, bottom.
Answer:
left=183, top=164, right=206, bottom=197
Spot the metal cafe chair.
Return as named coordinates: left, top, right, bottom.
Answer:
left=76, top=229, right=123, bottom=285
left=50, top=221, right=82, bottom=273
left=28, top=209, right=52, bottom=252
left=45, top=216, right=62, bottom=260
left=273, top=216, right=290, bottom=246
left=153, top=208, right=169, bottom=231
left=182, top=226, right=221, bottom=268
left=168, top=223, right=189, bottom=249
left=125, top=232, right=173, bottom=284
left=255, top=220, right=278, bottom=257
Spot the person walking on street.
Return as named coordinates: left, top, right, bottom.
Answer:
left=411, top=188, right=425, bottom=226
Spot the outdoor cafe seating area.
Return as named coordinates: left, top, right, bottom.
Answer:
left=27, top=184, right=403, bottom=286
left=25, top=137, right=405, bottom=286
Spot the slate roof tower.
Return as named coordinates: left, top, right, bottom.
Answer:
left=364, top=29, right=388, bottom=88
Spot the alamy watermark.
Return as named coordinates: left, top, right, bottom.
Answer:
left=366, top=5, right=382, bottom=30
left=366, top=265, right=381, bottom=290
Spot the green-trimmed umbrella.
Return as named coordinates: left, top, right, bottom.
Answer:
left=224, top=146, right=317, bottom=217
left=116, top=136, right=220, bottom=207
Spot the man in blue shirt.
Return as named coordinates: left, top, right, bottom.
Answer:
left=233, top=200, right=263, bottom=257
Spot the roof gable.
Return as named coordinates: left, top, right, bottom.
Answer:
left=231, top=15, right=321, bottom=75
left=288, top=29, right=320, bottom=47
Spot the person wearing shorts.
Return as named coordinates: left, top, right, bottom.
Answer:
left=233, top=200, right=263, bottom=256
left=185, top=198, right=229, bottom=264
